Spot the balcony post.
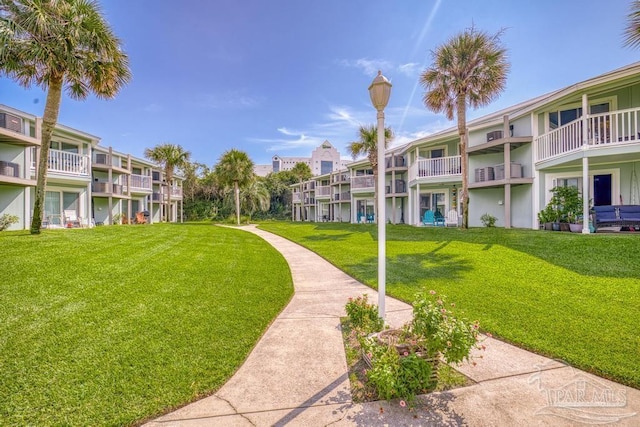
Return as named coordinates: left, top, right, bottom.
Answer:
left=582, top=94, right=589, bottom=147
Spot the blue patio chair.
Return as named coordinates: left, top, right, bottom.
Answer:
left=422, top=209, right=435, bottom=226
left=434, top=210, right=445, bottom=226
left=366, top=214, right=374, bottom=223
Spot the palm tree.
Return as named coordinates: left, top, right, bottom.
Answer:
left=624, top=0, right=640, bottom=48
left=144, top=143, right=191, bottom=222
left=215, top=149, right=254, bottom=225
left=240, top=178, right=270, bottom=221
left=347, top=124, right=393, bottom=222
left=289, top=162, right=312, bottom=220
left=420, top=27, right=509, bottom=229
left=0, top=0, right=131, bottom=234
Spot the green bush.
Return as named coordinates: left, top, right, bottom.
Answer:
left=480, top=213, right=497, bottom=227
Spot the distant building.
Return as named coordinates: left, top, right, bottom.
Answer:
left=254, top=140, right=349, bottom=177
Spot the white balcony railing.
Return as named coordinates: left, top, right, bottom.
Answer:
left=44, top=149, right=90, bottom=176
left=351, top=175, right=375, bottom=190
left=316, top=185, right=331, bottom=196
left=410, top=155, right=461, bottom=180
left=129, top=174, right=152, bottom=191
left=170, top=186, right=182, bottom=198
left=535, top=107, right=640, bottom=162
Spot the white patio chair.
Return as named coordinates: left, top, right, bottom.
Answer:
left=445, top=209, right=459, bottom=227
left=63, top=210, right=82, bottom=228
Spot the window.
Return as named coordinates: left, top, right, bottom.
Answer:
left=549, top=102, right=610, bottom=130
left=420, top=192, right=446, bottom=218
left=321, top=160, right=332, bottom=175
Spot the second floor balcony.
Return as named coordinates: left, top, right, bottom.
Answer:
left=41, top=149, right=90, bottom=176
left=170, top=186, right=182, bottom=199
left=535, top=106, right=640, bottom=162
left=292, top=193, right=301, bottom=203
left=351, top=175, right=375, bottom=190
left=315, top=185, right=331, bottom=198
left=129, top=174, right=152, bottom=192
left=410, top=155, right=462, bottom=180
left=92, top=182, right=124, bottom=195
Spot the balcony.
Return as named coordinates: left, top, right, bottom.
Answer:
left=303, top=181, right=315, bottom=191
left=46, top=149, right=90, bottom=176
left=315, top=185, right=331, bottom=198
left=0, top=111, right=40, bottom=146
left=292, top=193, right=301, bottom=203
left=170, top=186, right=182, bottom=199
left=386, top=180, right=407, bottom=195
left=410, top=155, right=461, bottom=180
left=304, top=197, right=315, bottom=205
left=351, top=175, right=374, bottom=190
left=385, top=155, right=407, bottom=169
left=332, top=191, right=350, bottom=202
left=129, top=174, right=152, bottom=192
left=92, top=182, right=124, bottom=195
left=535, top=107, right=640, bottom=162
left=152, top=192, right=166, bottom=202
left=331, top=173, right=350, bottom=184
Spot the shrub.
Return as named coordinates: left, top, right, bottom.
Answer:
left=0, top=214, right=19, bottom=231
left=345, top=294, right=383, bottom=333
left=480, top=213, right=497, bottom=227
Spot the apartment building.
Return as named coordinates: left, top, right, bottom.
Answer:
left=292, top=62, right=640, bottom=230
left=0, top=104, right=183, bottom=231
left=255, top=140, right=350, bottom=177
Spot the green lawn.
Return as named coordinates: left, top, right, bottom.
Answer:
left=258, top=222, right=640, bottom=389
left=0, top=224, right=293, bottom=426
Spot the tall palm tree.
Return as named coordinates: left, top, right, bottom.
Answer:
left=240, top=178, right=270, bottom=221
left=215, top=149, right=254, bottom=225
left=0, top=0, right=131, bottom=234
left=420, top=27, right=509, bottom=229
left=624, top=0, right=640, bottom=48
left=144, top=143, right=191, bottom=222
left=347, top=124, right=393, bottom=222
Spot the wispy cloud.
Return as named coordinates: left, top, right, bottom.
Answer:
left=397, top=62, right=421, bottom=77
left=337, top=58, right=394, bottom=76
left=193, top=90, right=264, bottom=109
left=142, top=103, right=162, bottom=113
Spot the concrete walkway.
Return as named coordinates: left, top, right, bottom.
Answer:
left=147, top=225, right=640, bottom=426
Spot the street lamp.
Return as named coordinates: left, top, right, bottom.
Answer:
left=368, top=70, right=391, bottom=320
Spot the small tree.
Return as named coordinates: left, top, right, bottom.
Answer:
left=144, top=144, right=191, bottom=222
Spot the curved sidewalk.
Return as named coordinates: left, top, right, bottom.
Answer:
left=148, top=225, right=639, bottom=426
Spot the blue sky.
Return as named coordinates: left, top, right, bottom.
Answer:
left=1, top=0, right=638, bottom=167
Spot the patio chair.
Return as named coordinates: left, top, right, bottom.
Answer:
left=445, top=209, right=459, bottom=227
left=434, top=210, right=446, bottom=226
left=135, top=211, right=147, bottom=224
left=63, top=210, right=82, bottom=228
left=422, top=210, right=435, bottom=226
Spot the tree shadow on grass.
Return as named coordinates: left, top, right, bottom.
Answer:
left=346, top=250, right=474, bottom=290
left=303, top=232, right=353, bottom=242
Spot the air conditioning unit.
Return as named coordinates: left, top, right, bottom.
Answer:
left=474, top=166, right=495, bottom=182
left=486, top=130, right=503, bottom=142
left=0, top=113, right=24, bottom=133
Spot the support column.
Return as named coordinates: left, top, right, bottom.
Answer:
left=582, top=156, right=590, bottom=234
left=503, top=116, right=512, bottom=228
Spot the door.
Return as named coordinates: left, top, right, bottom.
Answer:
left=593, top=174, right=612, bottom=206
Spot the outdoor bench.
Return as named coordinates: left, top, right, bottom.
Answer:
left=592, top=205, right=640, bottom=230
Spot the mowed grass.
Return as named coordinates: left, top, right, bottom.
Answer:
left=259, top=222, right=640, bottom=389
left=0, top=224, right=293, bottom=426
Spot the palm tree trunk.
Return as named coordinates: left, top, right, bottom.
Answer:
left=166, top=168, right=172, bottom=222
left=30, top=76, right=63, bottom=234
left=234, top=181, right=240, bottom=225
left=457, top=96, right=469, bottom=229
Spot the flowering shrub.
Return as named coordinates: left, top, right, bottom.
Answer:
left=351, top=291, right=480, bottom=406
left=345, top=294, right=384, bottom=334
left=412, top=291, right=480, bottom=364
left=0, top=214, right=19, bottom=231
